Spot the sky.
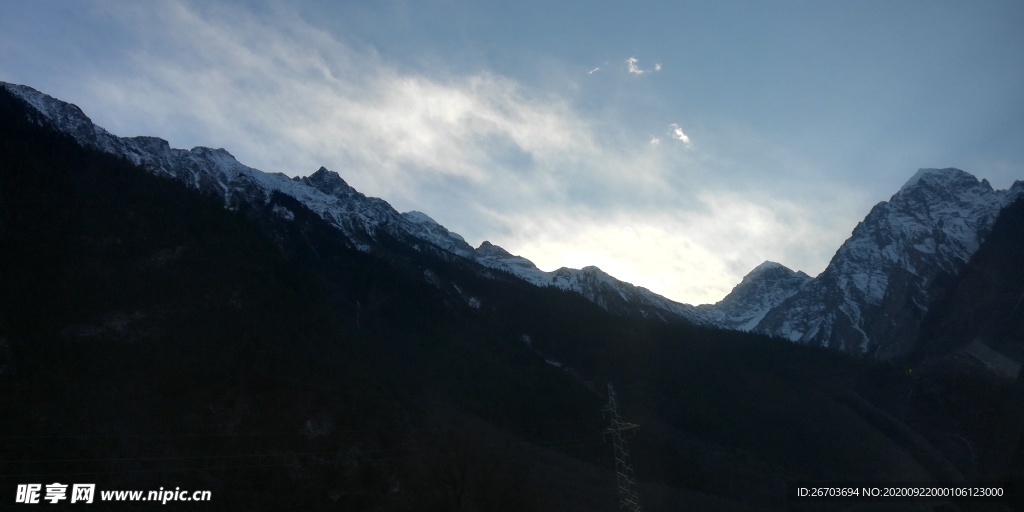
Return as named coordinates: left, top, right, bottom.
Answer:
left=2, top=0, right=1023, bottom=305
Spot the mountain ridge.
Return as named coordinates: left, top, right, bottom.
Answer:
left=712, top=167, right=1024, bottom=358
left=5, top=80, right=1022, bottom=359
left=1, top=81, right=709, bottom=325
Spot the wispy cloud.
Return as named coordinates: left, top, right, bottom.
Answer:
left=626, top=57, right=644, bottom=75
left=55, top=1, right=837, bottom=305
left=622, top=57, right=638, bottom=75
left=669, top=123, right=691, bottom=146
left=84, top=2, right=600, bottom=192
left=626, top=56, right=661, bottom=75
left=587, top=66, right=601, bottom=75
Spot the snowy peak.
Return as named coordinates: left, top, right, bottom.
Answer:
left=475, top=240, right=512, bottom=258
left=472, top=241, right=551, bottom=286
left=2, top=82, right=125, bottom=155
left=699, top=261, right=811, bottom=331
left=302, top=167, right=357, bottom=198
left=868, top=167, right=1015, bottom=271
left=899, top=168, right=986, bottom=194
left=3, top=83, right=95, bottom=134
left=746, top=261, right=804, bottom=279
left=751, top=261, right=784, bottom=271
left=751, top=167, right=1022, bottom=357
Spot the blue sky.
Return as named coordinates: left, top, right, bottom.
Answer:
left=3, top=0, right=1022, bottom=304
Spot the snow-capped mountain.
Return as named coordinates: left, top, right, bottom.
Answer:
left=1, top=82, right=709, bottom=325
left=722, top=168, right=1024, bottom=358
left=12, top=81, right=1020, bottom=351
left=698, top=262, right=812, bottom=332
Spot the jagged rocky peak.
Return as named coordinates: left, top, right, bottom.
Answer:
left=474, top=241, right=542, bottom=266
left=305, top=166, right=350, bottom=187
left=310, top=165, right=339, bottom=179
left=752, top=260, right=784, bottom=271
left=3, top=82, right=112, bottom=146
left=744, top=261, right=808, bottom=280
left=891, top=168, right=1007, bottom=217
left=715, top=261, right=811, bottom=300
left=3, top=83, right=89, bottom=124
left=699, top=260, right=812, bottom=331
left=472, top=241, right=550, bottom=286
left=898, top=168, right=988, bottom=194
left=749, top=167, right=1022, bottom=358
left=854, top=167, right=1017, bottom=269
left=476, top=240, right=512, bottom=257
left=302, top=166, right=354, bottom=195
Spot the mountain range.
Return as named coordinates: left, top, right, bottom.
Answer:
left=2, top=82, right=713, bottom=326
left=5, top=81, right=1021, bottom=362
left=2, top=81, right=1024, bottom=510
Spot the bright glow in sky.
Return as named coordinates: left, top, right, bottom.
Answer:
left=2, top=0, right=1022, bottom=305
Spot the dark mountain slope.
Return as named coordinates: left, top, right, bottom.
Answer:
left=0, top=87, right=402, bottom=510
left=0, top=88, right=606, bottom=511
left=914, top=196, right=1024, bottom=363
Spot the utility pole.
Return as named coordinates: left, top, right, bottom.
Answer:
left=603, top=383, right=642, bottom=512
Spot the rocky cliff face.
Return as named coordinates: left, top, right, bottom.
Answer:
left=730, top=169, right=1023, bottom=357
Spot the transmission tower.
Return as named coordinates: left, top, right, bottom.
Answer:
left=603, top=383, right=642, bottom=512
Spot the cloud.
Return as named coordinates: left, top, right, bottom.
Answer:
left=47, top=1, right=854, bottom=306
left=587, top=66, right=601, bottom=75
left=80, top=2, right=606, bottom=197
left=669, top=123, right=691, bottom=145
left=626, top=57, right=661, bottom=75
left=76, top=3, right=697, bottom=224
left=626, top=57, right=644, bottom=75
